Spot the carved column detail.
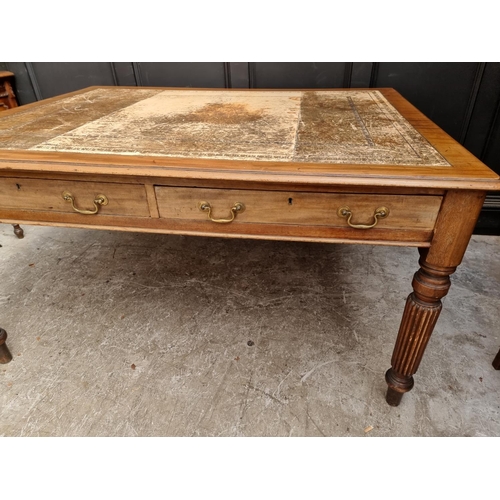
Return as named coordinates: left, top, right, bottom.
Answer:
left=385, top=252, right=455, bottom=406
left=391, top=295, right=441, bottom=375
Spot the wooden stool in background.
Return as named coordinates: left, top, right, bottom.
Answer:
left=0, top=71, right=19, bottom=110
left=0, top=71, right=24, bottom=238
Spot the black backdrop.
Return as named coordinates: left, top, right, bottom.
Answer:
left=2, top=62, right=499, bottom=234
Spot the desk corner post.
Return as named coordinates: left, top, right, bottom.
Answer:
left=385, top=190, right=486, bottom=406
left=0, top=328, right=13, bottom=364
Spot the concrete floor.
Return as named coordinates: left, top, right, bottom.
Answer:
left=0, top=224, right=499, bottom=436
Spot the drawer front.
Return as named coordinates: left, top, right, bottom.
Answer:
left=155, top=186, right=442, bottom=231
left=0, top=178, right=150, bottom=217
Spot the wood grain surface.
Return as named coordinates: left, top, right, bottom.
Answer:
left=155, top=186, right=442, bottom=229
left=0, top=177, right=150, bottom=217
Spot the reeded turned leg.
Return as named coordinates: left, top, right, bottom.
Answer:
left=385, top=190, right=486, bottom=406
left=0, top=328, right=13, bottom=364
left=493, top=349, right=500, bottom=370
left=12, top=224, right=24, bottom=238
left=386, top=249, right=453, bottom=405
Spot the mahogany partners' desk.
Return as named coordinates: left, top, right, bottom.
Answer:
left=0, top=87, right=499, bottom=406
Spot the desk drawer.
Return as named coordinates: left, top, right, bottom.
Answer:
left=0, top=178, right=150, bottom=217
left=155, top=186, right=442, bottom=231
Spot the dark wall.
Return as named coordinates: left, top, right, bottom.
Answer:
left=1, top=62, right=499, bottom=234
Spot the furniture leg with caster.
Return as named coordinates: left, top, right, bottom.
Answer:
left=0, top=328, right=13, bottom=364
left=493, top=349, right=500, bottom=370
left=12, top=224, right=24, bottom=238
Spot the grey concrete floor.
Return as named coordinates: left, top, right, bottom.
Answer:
left=0, top=224, right=499, bottom=436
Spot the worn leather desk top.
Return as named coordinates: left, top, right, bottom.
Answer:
left=0, top=88, right=449, bottom=165
left=0, top=87, right=498, bottom=191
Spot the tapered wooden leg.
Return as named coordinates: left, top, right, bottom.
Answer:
left=385, top=249, right=455, bottom=406
left=493, top=349, right=500, bottom=370
left=12, top=224, right=24, bottom=238
left=385, top=249, right=453, bottom=405
left=0, top=328, right=13, bottom=364
left=385, top=190, right=486, bottom=406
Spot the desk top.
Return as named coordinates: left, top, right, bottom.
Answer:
left=0, top=86, right=498, bottom=190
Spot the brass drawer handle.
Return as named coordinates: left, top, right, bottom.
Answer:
left=337, top=206, right=389, bottom=229
left=62, top=191, right=109, bottom=215
left=198, top=201, right=245, bottom=223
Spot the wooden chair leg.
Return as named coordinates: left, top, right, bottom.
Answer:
left=0, top=328, right=13, bottom=364
left=493, top=349, right=500, bottom=370
left=12, top=224, right=24, bottom=238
